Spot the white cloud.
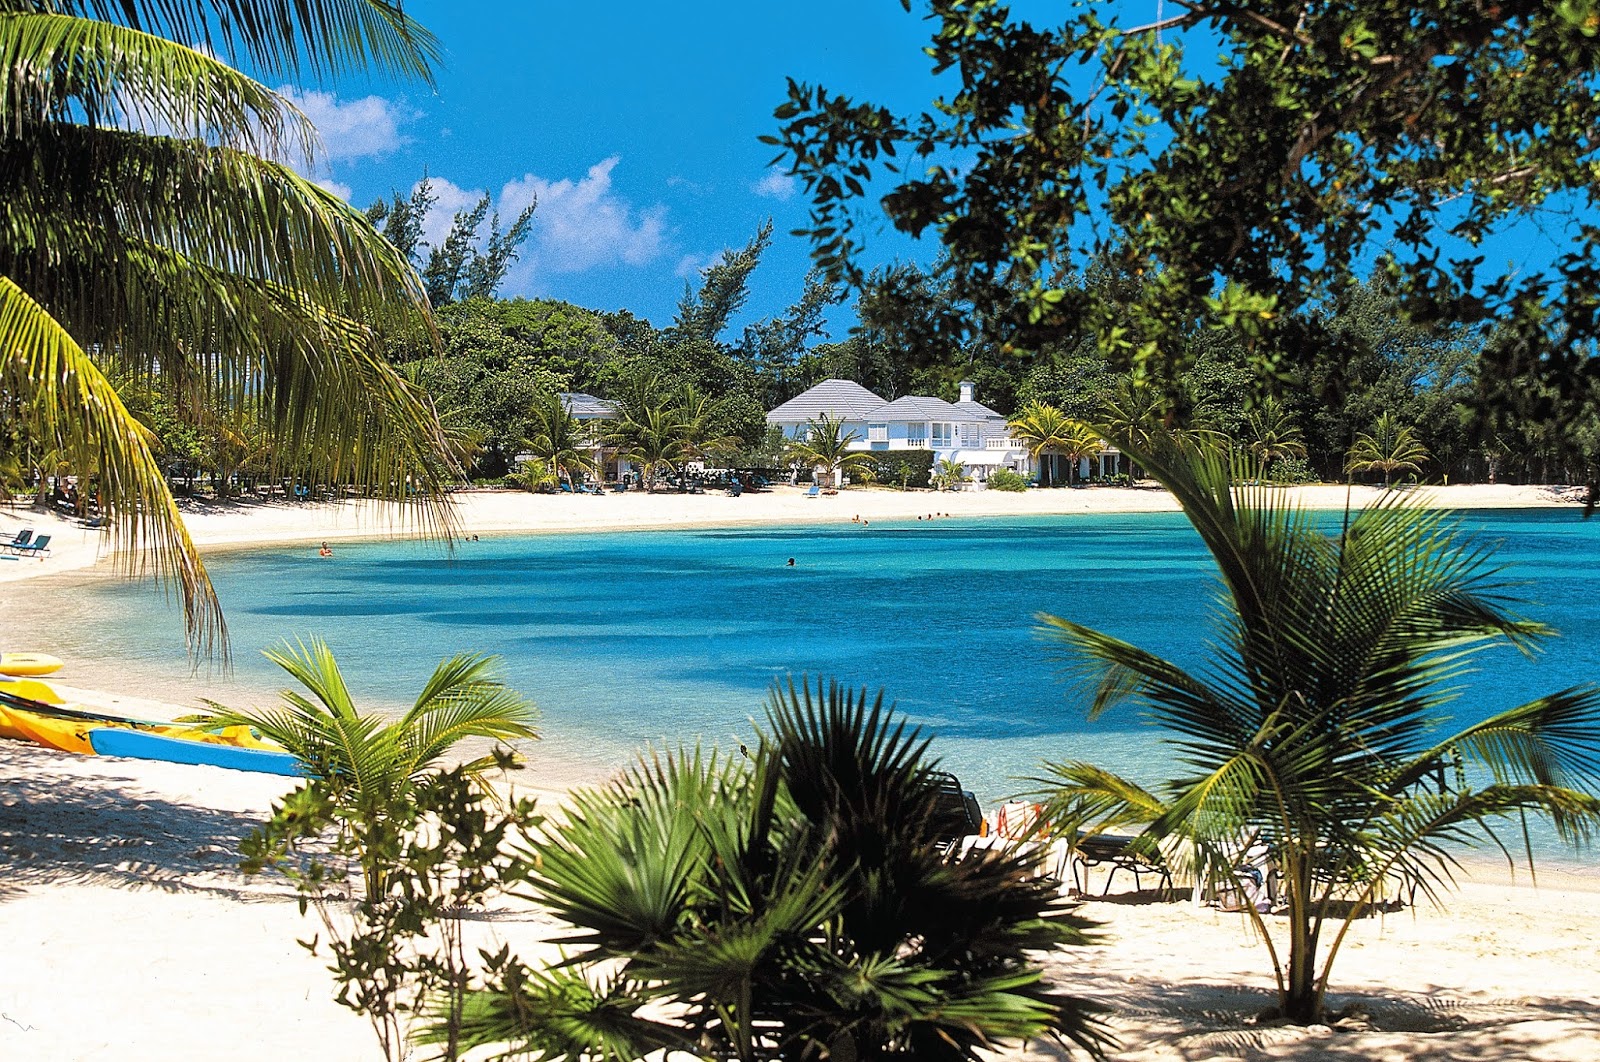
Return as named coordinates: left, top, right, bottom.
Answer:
left=314, top=177, right=353, bottom=202
left=752, top=169, right=797, bottom=201
left=281, top=88, right=413, bottom=164
left=674, top=249, right=727, bottom=280
left=499, top=156, right=668, bottom=276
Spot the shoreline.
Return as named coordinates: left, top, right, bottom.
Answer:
left=1, top=481, right=1587, bottom=586
left=5, top=482, right=1600, bottom=1060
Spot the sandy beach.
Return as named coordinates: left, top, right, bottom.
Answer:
left=3, top=481, right=1598, bottom=1060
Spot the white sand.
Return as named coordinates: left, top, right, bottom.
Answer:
left=2, top=481, right=1598, bottom=1060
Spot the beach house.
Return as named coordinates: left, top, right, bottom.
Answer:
left=767, top=379, right=1032, bottom=486
left=559, top=392, right=634, bottom=484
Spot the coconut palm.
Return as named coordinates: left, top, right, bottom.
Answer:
left=609, top=399, right=686, bottom=492
left=1008, top=401, right=1075, bottom=487
left=1243, top=398, right=1307, bottom=471
left=523, top=390, right=597, bottom=490
left=931, top=456, right=967, bottom=491
left=673, top=383, right=741, bottom=467
left=1058, top=421, right=1104, bottom=485
left=2, top=2, right=451, bottom=656
left=446, top=679, right=1110, bottom=1061
left=1035, top=432, right=1600, bottom=1024
left=1346, top=413, right=1429, bottom=485
left=191, top=637, right=538, bottom=899
left=786, top=413, right=875, bottom=488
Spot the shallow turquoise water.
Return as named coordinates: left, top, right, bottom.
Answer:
left=43, top=508, right=1600, bottom=835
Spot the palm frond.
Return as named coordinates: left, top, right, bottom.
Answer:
left=0, top=12, right=313, bottom=156
left=0, top=274, right=223, bottom=653
left=54, top=0, right=439, bottom=84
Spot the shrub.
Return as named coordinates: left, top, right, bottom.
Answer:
left=866, top=448, right=934, bottom=489
left=1268, top=456, right=1317, bottom=484
left=987, top=467, right=1028, bottom=491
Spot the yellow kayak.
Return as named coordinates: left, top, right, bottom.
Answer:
left=0, top=687, right=282, bottom=756
left=0, top=652, right=63, bottom=677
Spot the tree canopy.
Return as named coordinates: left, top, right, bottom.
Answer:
left=769, top=1, right=1600, bottom=439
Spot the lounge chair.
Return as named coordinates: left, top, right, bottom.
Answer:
left=3, top=529, right=32, bottom=552
left=1068, top=830, right=1174, bottom=898
left=803, top=484, right=820, bottom=498
left=10, top=534, right=51, bottom=559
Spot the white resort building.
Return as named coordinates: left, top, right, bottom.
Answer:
left=767, top=379, right=1034, bottom=487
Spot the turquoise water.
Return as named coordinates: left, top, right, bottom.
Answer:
left=38, top=510, right=1600, bottom=830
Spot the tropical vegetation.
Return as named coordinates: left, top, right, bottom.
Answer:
left=786, top=413, right=876, bottom=488
left=444, top=680, right=1110, bottom=1061
left=1033, top=432, right=1600, bottom=1023
left=192, top=637, right=539, bottom=900
left=1346, top=412, right=1431, bottom=485
left=0, top=0, right=454, bottom=654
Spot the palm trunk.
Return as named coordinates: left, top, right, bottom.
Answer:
left=1281, top=852, right=1323, bottom=1023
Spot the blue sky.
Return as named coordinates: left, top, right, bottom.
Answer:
left=288, top=1, right=955, bottom=331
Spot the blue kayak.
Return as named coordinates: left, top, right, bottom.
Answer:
left=89, top=727, right=306, bottom=777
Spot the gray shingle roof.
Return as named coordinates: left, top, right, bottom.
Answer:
left=876, top=395, right=961, bottom=420
left=561, top=393, right=619, bottom=419
left=768, top=379, right=887, bottom=422
left=953, top=399, right=1005, bottom=421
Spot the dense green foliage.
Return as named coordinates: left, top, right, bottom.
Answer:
left=1035, top=433, right=1600, bottom=1023
left=0, top=0, right=452, bottom=654
left=447, top=680, right=1110, bottom=1061
left=868, top=447, right=935, bottom=490
left=769, top=1, right=1600, bottom=467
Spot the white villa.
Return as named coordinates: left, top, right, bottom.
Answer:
left=767, top=379, right=1033, bottom=487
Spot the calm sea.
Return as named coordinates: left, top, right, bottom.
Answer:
left=27, top=508, right=1597, bottom=800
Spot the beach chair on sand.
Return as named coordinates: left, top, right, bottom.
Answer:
left=803, top=484, right=820, bottom=498
left=10, top=534, right=50, bottom=559
left=929, top=772, right=984, bottom=854
left=3, top=529, right=32, bottom=550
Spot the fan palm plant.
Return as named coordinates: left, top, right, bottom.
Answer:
left=1, top=2, right=452, bottom=656
left=446, top=679, right=1109, bottom=1061
left=673, top=383, right=741, bottom=467
left=1346, top=413, right=1429, bottom=485
left=523, top=390, right=598, bottom=489
left=191, top=637, right=539, bottom=898
left=1035, top=432, right=1600, bottom=1024
left=786, top=413, right=875, bottom=488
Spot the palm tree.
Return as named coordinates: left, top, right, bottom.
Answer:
left=785, top=413, right=875, bottom=489
left=609, top=399, right=686, bottom=492
left=445, top=679, right=1111, bottom=1061
left=1008, top=401, right=1075, bottom=487
left=1244, top=398, right=1307, bottom=471
left=673, top=383, right=741, bottom=468
left=931, top=456, right=967, bottom=491
left=191, top=637, right=538, bottom=899
left=1035, top=432, right=1600, bottom=1024
left=1058, top=421, right=1104, bottom=485
left=2, top=2, right=451, bottom=656
left=1346, top=412, right=1429, bottom=485
left=523, top=390, right=597, bottom=490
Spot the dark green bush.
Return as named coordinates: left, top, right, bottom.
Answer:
left=867, top=448, right=935, bottom=489
left=986, top=467, right=1028, bottom=491
left=1269, top=456, right=1317, bottom=484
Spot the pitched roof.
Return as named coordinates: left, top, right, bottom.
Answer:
left=876, top=395, right=961, bottom=420
left=954, top=399, right=1006, bottom=421
left=561, top=392, right=618, bottom=419
left=768, top=379, right=887, bottom=422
